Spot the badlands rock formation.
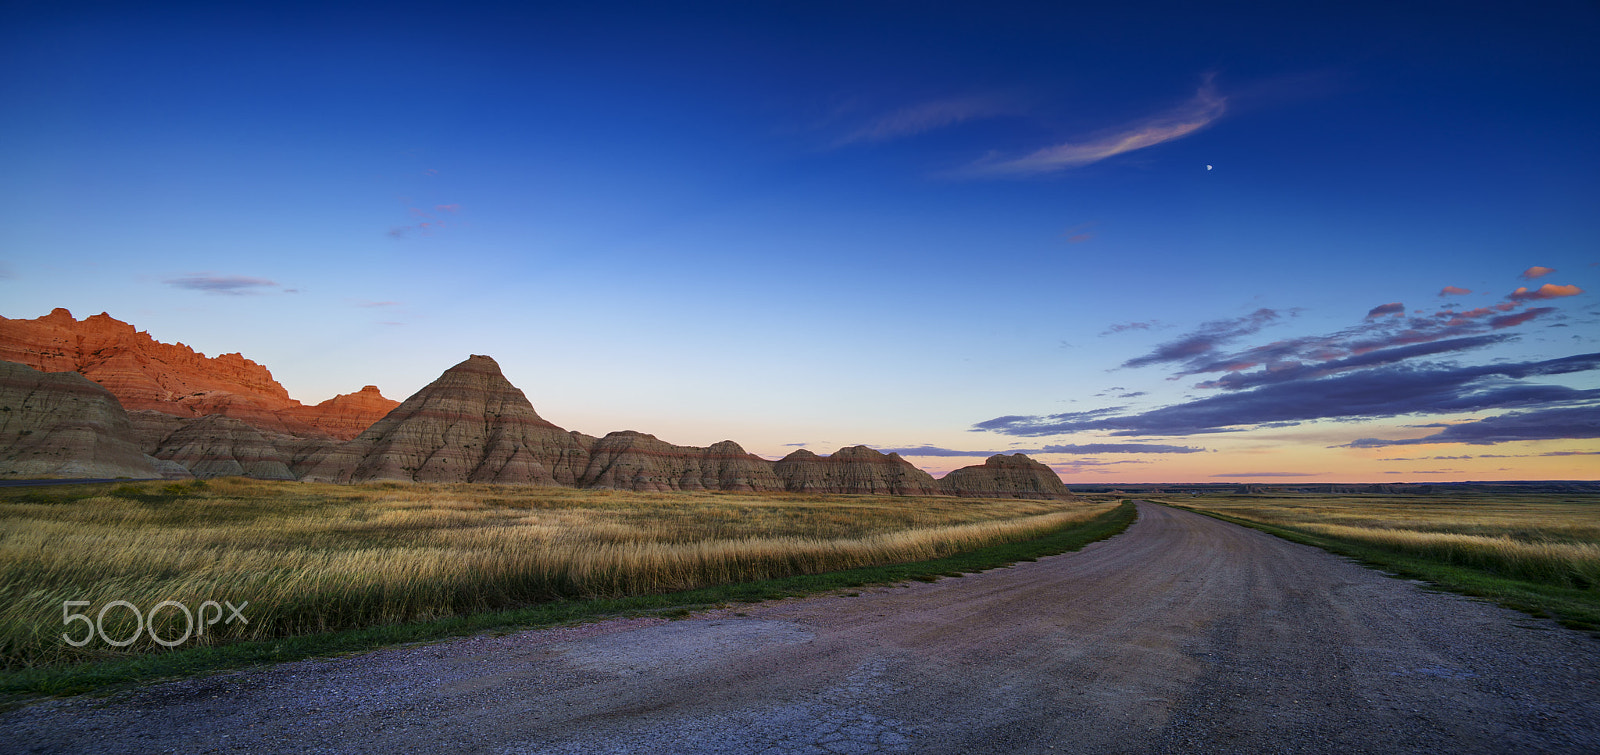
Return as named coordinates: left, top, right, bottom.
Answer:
left=580, top=431, right=784, bottom=492
left=151, top=414, right=343, bottom=481
left=125, top=409, right=191, bottom=454
left=1, top=313, right=1078, bottom=498
left=302, top=355, right=591, bottom=484
left=0, top=309, right=396, bottom=439
left=282, top=386, right=401, bottom=440
left=773, top=446, right=945, bottom=496
left=0, top=360, right=190, bottom=479
left=939, top=453, right=1077, bottom=499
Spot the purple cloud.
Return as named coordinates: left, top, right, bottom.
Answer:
left=977, top=353, right=1600, bottom=438
left=1040, top=443, right=1205, bottom=454
left=1365, top=302, right=1406, bottom=319
left=1134, top=291, right=1571, bottom=382
left=876, top=442, right=1205, bottom=456
left=1120, top=308, right=1281, bottom=369
left=1195, top=335, right=1511, bottom=391
left=164, top=274, right=281, bottom=295
left=1488, top=307, right=1556, bottom=329
left=1101, top=320, right=1161, bottom=336
left=1341, top=404, right=1600, bottom=447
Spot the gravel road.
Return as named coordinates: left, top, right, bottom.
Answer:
left=5, top=501, right=1598, bottom=754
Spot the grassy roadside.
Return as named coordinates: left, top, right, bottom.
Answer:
left=2, top=479, right=1114, bottom=668
left=1161, top=501, right=1600, bottom=635
left=0, top=500, right=1135, bottom=703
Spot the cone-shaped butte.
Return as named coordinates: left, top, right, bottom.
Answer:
left=303, top=355, right=590, bottom=484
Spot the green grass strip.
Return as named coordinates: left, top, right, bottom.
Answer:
left=0, top=501, right=1135, bottom=703
left=1164, top=502, right=1600, bottom=635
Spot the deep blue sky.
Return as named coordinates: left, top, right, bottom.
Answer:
left=3, top=1, right=1596, bottom=480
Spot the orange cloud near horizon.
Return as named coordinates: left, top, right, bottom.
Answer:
left=1509, top=283, right=1583, bottom=301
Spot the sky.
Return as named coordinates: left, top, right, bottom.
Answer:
left=2, top=0, right=1597, bottom=483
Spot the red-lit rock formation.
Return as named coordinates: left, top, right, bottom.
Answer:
left=579, top=431, right=783, bottom=492
left=0, top=309, right=395, bottom=439
left=0, top=360, right=190, bottom=479
left=939, top=453, right=1075, bottom=500
left=282, top=385, right=400, bottom=440
left=773, top=446, right=944, bottom=495
left=302, top=355, right=591, bottom=484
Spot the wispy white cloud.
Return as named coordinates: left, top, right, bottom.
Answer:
left=834, top=95, right=1014, bottom=147
left=961, top=79, right=1225, bottom=177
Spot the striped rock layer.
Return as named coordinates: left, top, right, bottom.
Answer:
left=939, top=453, right=1076, bottom=499
left=579, top=431, right=783, bottom=492
left=152, top=414, right=340, bottom=481
left=0, top=360, right=190, bottom=479
left=773, top=446, right=945, bottom=496
left=301, top=355, right=591, bottom=484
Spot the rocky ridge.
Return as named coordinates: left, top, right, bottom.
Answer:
left=2, top=338, right=1075, bottom=498
left=0, top=309, right=396, bottom=439
left=579, top=431, right=783, bottom=492
left=211, top=354, right=1075, bottom=498
left=773, top=446, right=945, bottom=496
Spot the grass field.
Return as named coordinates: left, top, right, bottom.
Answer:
left=0, top=478, right=1117, bottom=671
left=1169, top=493, right=1600, bottom=631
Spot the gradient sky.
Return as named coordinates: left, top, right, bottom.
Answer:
left=3, top=1, right=1597, bottom=482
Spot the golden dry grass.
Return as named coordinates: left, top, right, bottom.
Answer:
left=1178, top=493, right=1600, bottom=589
left=0, top=478, right=1111, bottom=668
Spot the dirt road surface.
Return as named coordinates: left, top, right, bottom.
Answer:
left=5, top=502, right=1598, bottom=754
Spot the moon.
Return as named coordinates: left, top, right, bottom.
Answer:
left=1206, top=164, right=1213, bottom=171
